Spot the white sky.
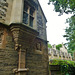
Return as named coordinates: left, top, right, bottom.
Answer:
left=39, top=0, right=71, bottom=45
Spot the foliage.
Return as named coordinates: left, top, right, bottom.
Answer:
left=48, top=0, right=75, bottom=15
left=68, top=50, right=74, bottom=56
left=48, top=43, right=52, bottom=48
left=50, top=59, right=75, bottom=66
left=56, top=44, right=62, bottom=50
left=49, top=59, right=75, bottom=75
left=64, top=16, right=75, bottom=51
left=48, top=0, right=75, bottom=55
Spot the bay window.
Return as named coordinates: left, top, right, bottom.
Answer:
left=23, top=3, right=34, bottom=27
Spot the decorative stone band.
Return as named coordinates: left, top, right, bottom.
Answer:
left=10, top=27, right=20, bottom=50
left=0, top=0, right=8, bottom=22
left=13, top=68, right=29, bottom=73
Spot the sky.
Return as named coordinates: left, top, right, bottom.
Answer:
left=39, top=0, right=72, bottom=45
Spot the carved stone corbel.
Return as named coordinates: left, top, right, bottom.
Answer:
left=12, top=31, right=20, bottom=50
left=10, top=25, right=20, bottom=51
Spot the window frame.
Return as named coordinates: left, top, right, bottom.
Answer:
left=36, top=42, right=41, bottom=51
left=23, top=3, right=35, bottom=27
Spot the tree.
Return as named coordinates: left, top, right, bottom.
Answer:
left=48, top=43, right=52, bottom=48
left=56, top=44, right=62, bottom=50
left=48, top=0, right=75, bottom=54
left=64, top=15, right=75, bottom=51
left=48, top=0, right=75, bottom=15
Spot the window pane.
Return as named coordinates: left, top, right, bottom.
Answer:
left=24, top=4, right=28, bottom=12
left=29, top=16, right=34, bottom=27
left=30, top=8, right=34, bottom=16
left=4, top=0, right=6, bottom=1
left=0, top=32, right=3, bottom=44
left=0, top=38, right=2, bottom=43
left=23, top=12, right=28, bottom=24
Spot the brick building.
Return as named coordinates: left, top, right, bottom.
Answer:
left=0, top=0, right=49, bottom=75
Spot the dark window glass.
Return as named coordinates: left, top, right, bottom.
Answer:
left=24, top=4, right=28, bottom=12
left=29, top=16, right=34, bottom=27
left=25, top=6, right=28, bottom=12
left=23, top=12, right=28, bottom=24
left=0, top=38, right=2, bottom=43
left=0, top=32, right=3, bottom=44
left=23, top=4, right=34, bottom=27
left=4, top=0, right=6, bottom=1
left=23, top=4, right=28, bottom=25
left=30, top=8, right=34, bottom=16
left=29, top=8, right=34, bottom=27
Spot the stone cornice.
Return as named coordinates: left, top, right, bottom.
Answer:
left=10, top=23, right=39, bottom=51
left=10, top=23, right=39, bottom=36
left=36, top=36, right=48, bottom=43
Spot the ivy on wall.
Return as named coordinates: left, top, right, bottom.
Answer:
left=49, top=59, right=75, bottom=75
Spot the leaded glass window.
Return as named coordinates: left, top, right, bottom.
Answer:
left=23, top=12, right=28, bottom=24
left=23, top=3, right=34, bottom=27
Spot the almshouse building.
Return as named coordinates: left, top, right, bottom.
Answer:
left=48, top=44, right=72, bottom=61
left=48, top=44, right=72, bottom=75
left=0, top=0, right=49, bottom=75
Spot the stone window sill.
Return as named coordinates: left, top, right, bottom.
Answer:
left=35, top=50, right=43, bottom=54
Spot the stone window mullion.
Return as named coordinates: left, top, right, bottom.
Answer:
left=28, top=7, right=30, bottom=26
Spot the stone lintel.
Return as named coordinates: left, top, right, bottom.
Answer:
left=25, top=0, right=38, bottom=9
